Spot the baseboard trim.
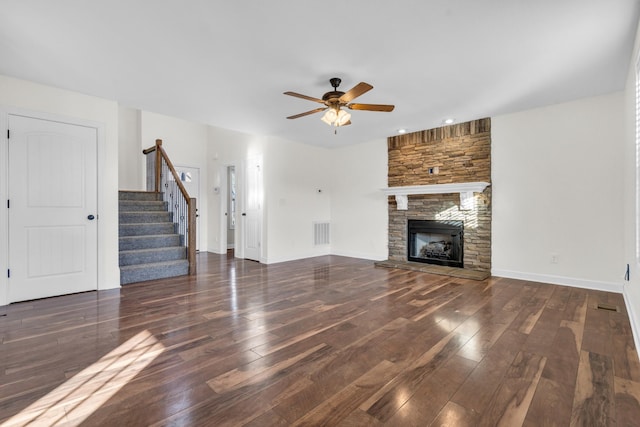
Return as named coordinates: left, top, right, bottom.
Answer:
left=329, top=250, right=386, bottom=262
left=491, top=269, right=623, bottom=294
left=264, top=251, right=331, bottom=265
left=623, top=285, right=640, bottom=359
left=100, top=267, right=123, bottom=290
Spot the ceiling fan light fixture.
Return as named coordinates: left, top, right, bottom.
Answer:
left=321, top=108, right=351, bottom=127
left=321, top=108, right=338, bottom=125
left=336, top=109, right=351, bottom=126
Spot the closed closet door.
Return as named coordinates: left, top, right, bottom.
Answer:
left=8, top=114, right=98, bottom=302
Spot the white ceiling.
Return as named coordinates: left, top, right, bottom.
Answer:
left=1, top=1, right=639, bottom=147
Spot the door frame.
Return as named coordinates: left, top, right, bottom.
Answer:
left=218, top=162, right=243, bottom=258
left=0, top=108, right=105, bottom=306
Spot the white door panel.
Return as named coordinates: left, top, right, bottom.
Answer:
left=243, top=156, right=262, bottom=262
left=27, top=226, right=85, bottom=277
left=8, top=115, right=97, bottom=302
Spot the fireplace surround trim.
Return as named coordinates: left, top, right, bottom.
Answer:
left=381, top=182, right=490, bottom=210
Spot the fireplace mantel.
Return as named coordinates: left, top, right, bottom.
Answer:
left=381, top=182, right=490, bottom=210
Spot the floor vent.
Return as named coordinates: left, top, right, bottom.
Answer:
left=596, top=303, right=619, bottom=312
left=314, top=222, right=330, bottom=246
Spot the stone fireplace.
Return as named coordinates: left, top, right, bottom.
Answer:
left=378, top=118, right=492, bottom=277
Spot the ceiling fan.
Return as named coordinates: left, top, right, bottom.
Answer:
left=284, top=78, right=394, bottom=127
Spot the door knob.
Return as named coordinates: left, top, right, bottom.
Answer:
left=242, top=213, right=247, bottom=216
left=87, top=215, right=95, bottom=220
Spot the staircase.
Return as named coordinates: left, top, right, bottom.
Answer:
left=119, top=191, right=189, bottom=284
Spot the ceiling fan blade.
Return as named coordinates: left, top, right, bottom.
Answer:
left=286, top=107, right=327, bottom=119
left=339, top=82, right=373, bottom=103
left=283, top=91, right=325, bottom=104
left=347, top=103, right=395, bottom=112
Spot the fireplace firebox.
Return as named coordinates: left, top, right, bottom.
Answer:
left=407, top=219, right=464, bottom=268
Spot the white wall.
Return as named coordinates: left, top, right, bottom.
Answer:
left=329, top=138, right=389, bottom=260
left=0, top=74, right=120, bottom=306
left=623, top=18, right=640, bottom=350
left=263, top=136, right=332, bottom=263
left=492, top=92, right=625, bottom=291
left=118, top=106, right=142, bottom=190
left=208, top=127, right=380, bottom=265
left=206, top=127, right=339, bottom=264
left=140, top=111, right=209, bottom=252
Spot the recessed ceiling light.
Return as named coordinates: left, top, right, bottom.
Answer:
left=398, top=129, right=407, bottom=134
left=443, top=118, right=455, bottom=125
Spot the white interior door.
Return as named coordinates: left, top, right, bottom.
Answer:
left=8, top=115, right=97, bottom=303
left=243, top=156, right=262, bottom=262
left=175, top=166, right=200, bottom=251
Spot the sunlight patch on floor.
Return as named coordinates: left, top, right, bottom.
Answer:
left=2, top=330, right=164, bottom=427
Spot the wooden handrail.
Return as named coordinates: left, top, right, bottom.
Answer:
left=142, top=138, right=197, bottom=275
left=142, top=139, right=191, bottom=200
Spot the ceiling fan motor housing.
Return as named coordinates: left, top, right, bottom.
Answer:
left=323, top=77, right=345, bottom=105
left=322, top=91, right=345, bottom=103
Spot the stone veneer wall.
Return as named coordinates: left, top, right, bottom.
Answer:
left=387, top=118, right=492, bottom=272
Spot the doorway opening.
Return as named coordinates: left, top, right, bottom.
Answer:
left=227, top=166, right=236, bottom=250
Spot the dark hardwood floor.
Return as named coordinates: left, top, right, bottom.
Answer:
left=1, top=252, right=640, bottom=426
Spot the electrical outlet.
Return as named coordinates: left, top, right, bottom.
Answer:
left=550, top=253, right=559, bottom=264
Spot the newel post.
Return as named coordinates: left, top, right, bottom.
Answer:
left=154, top=139, right=162, bottom=192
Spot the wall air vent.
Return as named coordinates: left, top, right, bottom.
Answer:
left=314, top=222, right=330, bottom=246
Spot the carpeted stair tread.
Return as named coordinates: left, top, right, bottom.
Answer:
left=119, top=246, right=186, bottom=266
left=118, top=191, right=163, bottom=201
left=119, top=200, right=168, bottom=212
left=119, top=222, right=176, bottom=237
left=119, top=234, right=181, bottom=251
left=120, top=260, right=189, bottom=285
left=119, top=211, right=172, bottom=223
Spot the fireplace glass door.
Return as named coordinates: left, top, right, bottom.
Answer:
left=407, top=220, right=463, bottom=268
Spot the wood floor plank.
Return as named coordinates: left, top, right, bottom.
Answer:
left=451, top=329, right=528, bottom=415
left=290, top=360, right=400, bottom=426
left=581, top=296, right=614, bottom=357
left=429, top=401, right=479, bottom=427
left=0, top=252, right=637, bottom=425
left=614, top=376, right=640, bottom=427
left=362, top=331, right=469, bottom=422
left=208, top=343, right=328, bottom=393
left=570, top=350, right=615, bottom=426
left=477, top=351, right=546, bottom=426
left=386, top=355, right=478, bottom=425
left=610, top=310, right=640, bottom=382
left=523, top=322, right=583, bottom=426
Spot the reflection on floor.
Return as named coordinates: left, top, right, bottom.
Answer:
left=1, top=252, right=638, bottom=425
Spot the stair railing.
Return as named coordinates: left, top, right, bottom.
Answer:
left=143, top=139, right=196, bottom=275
